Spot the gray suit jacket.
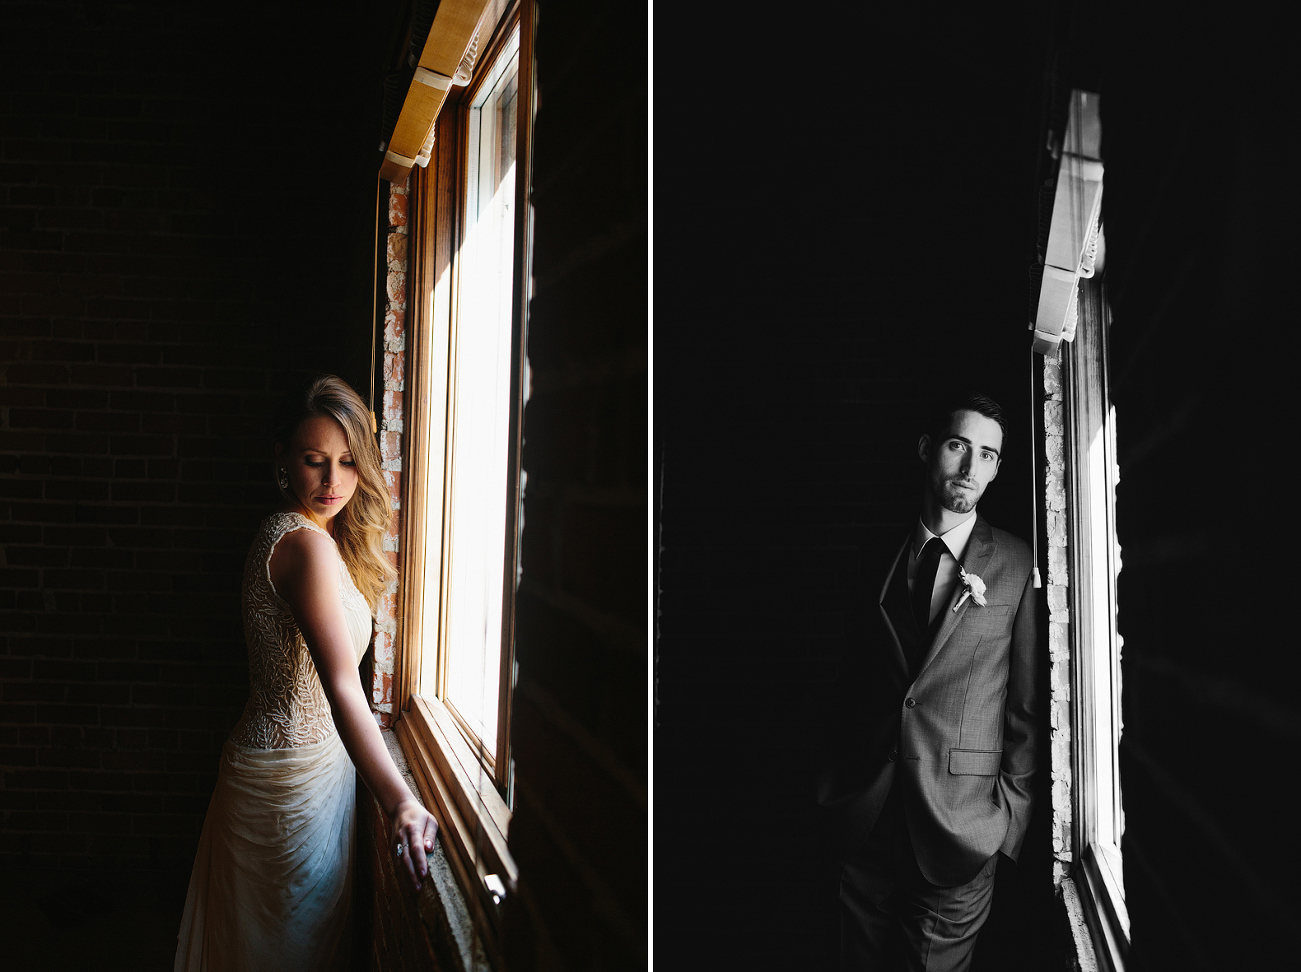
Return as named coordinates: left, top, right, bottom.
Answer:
left=820, top=515, right=1040, bottom=887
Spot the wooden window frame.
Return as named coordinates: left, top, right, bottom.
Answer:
left=1063, top=276, right=1129, bottom=971
left=392, top=0, right=531, bottom=949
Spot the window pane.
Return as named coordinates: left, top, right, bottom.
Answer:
left=1069, top=282, right=1126, bottom=910
left=439, top=31, right=520, bottom=757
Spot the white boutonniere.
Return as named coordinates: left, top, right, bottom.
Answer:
left=954, top=567, right=987, bottom=611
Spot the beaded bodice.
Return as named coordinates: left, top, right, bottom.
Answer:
left=228, top=512, right=372, bottom=750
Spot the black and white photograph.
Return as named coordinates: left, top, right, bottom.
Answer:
left=655, top=3, right=1299, bottom=971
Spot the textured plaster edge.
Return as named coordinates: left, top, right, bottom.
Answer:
left=1059, top=877, right=1100, bottom=972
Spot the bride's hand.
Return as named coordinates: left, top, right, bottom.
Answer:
left=391, top=798, right=439, bottom=892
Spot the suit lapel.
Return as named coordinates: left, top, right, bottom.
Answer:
left=878, top=536, right=911, bottom=674
left=913, top=515, right=997, bottom=682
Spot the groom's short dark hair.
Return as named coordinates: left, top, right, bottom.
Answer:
left=927, top=393, right=1008, bottom=449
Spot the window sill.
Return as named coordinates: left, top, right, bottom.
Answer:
left=393, top=693, right=518, bottom=951
left=1076, top=842, right=1129, bottom=972
left=370, top=729, right=489, bottom=972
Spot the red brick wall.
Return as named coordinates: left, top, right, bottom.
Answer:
left=1, top=1, right=385, bottom=874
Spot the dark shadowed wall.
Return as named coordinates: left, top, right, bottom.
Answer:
left=0, top=4, right=435, bottom=960
left=0, top=0, right=386, bottom=890
left=1075, top=4, right=1301, bottom=970
left=654, top=4, right=1064, bottom=970
left=500, top=1, right=647, bottom=968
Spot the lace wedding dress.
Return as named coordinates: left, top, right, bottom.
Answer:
left=175, top=512, right=373, bottom=972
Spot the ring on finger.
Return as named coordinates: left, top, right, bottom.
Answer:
left=395, top=843, right=405, bottom=857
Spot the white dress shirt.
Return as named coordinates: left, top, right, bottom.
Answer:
left=907, top=512, right=978, bottom=625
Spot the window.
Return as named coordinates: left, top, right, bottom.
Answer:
left=1063, top=277, right=1128, bottom=969
left=391, top=0, right=530, bottom=938
left=422, top=24, right=520, bottom=767
left=1037, top=88, right=1127, bottom=970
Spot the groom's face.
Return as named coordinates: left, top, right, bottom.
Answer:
left=920, top=409, right=1003, bottom=515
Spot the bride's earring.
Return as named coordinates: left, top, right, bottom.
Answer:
left=277, top=467, right=289, bottom=490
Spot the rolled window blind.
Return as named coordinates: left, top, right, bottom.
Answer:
left=379, top=0, right=497, bottom=184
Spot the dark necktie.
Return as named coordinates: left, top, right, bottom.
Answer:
left=911, top=537, right=947, bottom=635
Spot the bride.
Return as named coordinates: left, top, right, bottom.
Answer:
left=176, top=375, right=438, bottom=971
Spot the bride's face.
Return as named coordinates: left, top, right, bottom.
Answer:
left=277, top=415, right=359, bottom=528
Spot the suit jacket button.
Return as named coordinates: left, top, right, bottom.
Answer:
left=904, top=697, right=916, bottom=708
left=888, top=751, right=897, bottom=761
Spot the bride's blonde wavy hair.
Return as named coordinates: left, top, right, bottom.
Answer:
left=274, top=375, right=395, bottom=613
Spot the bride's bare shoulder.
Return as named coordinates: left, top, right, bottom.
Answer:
left=268, top=518, right=336, bottom=596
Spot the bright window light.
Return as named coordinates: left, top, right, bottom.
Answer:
left=420, top=26, right=520, bottom=759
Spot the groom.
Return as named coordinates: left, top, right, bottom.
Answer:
left=824, top=393, right=1040, bottom=971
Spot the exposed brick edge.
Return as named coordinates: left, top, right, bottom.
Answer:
left=1043, top=353, right=1073, bottom=887
left=358, top=731, right=485, bottom=972
left=372, top=180, right=409, bottom=727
